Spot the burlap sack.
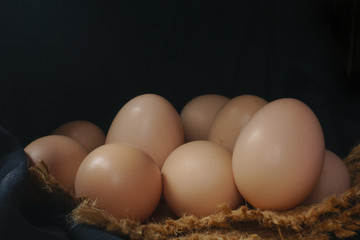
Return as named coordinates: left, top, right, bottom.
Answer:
left=28, top=143, right=360, bottom=240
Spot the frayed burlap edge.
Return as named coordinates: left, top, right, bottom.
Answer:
left=28, top=145, right=360, bottom=240
left=27, top=160, right=82, bottom=211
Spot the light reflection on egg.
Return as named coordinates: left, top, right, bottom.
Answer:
left=232, top=98, right=325, bottom=210
left=23, top=93, right=351, bottom=219
left=75, top=142, right=162, bottom=222
left=161, top=140, right=243, bottom=217
left=106, top=94, right=184, bottom=169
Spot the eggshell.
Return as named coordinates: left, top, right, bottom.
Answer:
left=52, top=120, right=105, bottom=152
left=208, top=95, right=267, bottom=152
left=24, top=135, right=89, bottom=192
left=302, top=149, right=351, bottom=205
left=161, top=140, right=243, bottom=217
left=74, top=142, right=162, bottom=222
left=180, top=94, right=230, bottom=142
left=106, top=94, right=184, bottom=169
left=232, top=98, right=325, bottom=210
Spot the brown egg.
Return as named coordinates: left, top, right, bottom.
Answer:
left=74, top=142, right=162, bottom=222
left=24, top=135, right=89, bottom=192
left=106, top=94, right=184, bottom=169
left=302, top=149, right=351, bottom=205
left=180, top=94, right=230, bottom=142
left=161, top=140, right=243, bottom=218
left=232, top=98, right=325, bottom=210
left=208, top=95, right=267, bottom=152
left=52, top=120, right=106, bottom=152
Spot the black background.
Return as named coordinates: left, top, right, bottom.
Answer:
left=0, top=0, right=360, bottom=239
left=0, top=0, right=359, bottom=158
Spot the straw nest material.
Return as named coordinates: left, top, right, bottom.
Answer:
left=28, top=144, right=360, bottom=240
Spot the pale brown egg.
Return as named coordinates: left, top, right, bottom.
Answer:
left=232, top=98, right=325, bottom=210
left=161, top=140, right=243, bottom=218
left=302, top=149, right=351, bottom=205
left=24, top=135, right=89, bottom=192
left=106, top=94, right=184, bottom=169
left=180, top=94, right=230, bottom=142
left=208, top=95, right=267, bottom=152
left=74, top=142, right=162, bottom=223
left=52, top=120, right=105, bottom=152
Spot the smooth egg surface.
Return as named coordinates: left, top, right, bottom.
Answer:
left=52, top=120, right=106, bottom=152
left=208, top=95, right=267, bottom=152
left=232, top=98, right=325, bottom=210
left=106, top=94, right=184, bottom=169
left=162, top=140, right=243, bottom=218
left=24, top=135, right=89, bottom=192
left=74, top=142, right=162, bottom=223
left=180, top=94, right=230, bottom=142
left=302, top=149, right=351, bottom=205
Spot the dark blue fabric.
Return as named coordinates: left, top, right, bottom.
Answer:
left=0, top=126, right=126, bottom=239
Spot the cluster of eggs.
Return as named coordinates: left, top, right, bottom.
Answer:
left=24, top=93, right=351, bottom=222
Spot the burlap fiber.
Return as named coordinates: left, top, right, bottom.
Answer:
left=28, top=144, right=360, bottom=240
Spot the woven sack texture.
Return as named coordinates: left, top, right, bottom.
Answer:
left=28, top=144, right=360, bottom=240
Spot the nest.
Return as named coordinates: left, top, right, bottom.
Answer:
left=27, top=144, right=360, bottom=240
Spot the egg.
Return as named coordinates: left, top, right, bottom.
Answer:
left=161, top=140, right=243, bottom=218
left=106, top=93, right=184, bottom=169
left=302, top=149, right=351, bottom=205
left=24, top=135, right=89, bottom=192
left=74, top=142, right=162, bottom=222
left=180, top=94, right=230, bottom=142
left=208, top=94, right=267, bottom=152
left=232, top=98, right=325, bottom=210
left=52, top=120, right=106, bottom=152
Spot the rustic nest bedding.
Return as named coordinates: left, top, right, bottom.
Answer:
left=27, top=142, right=360, bottom=240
